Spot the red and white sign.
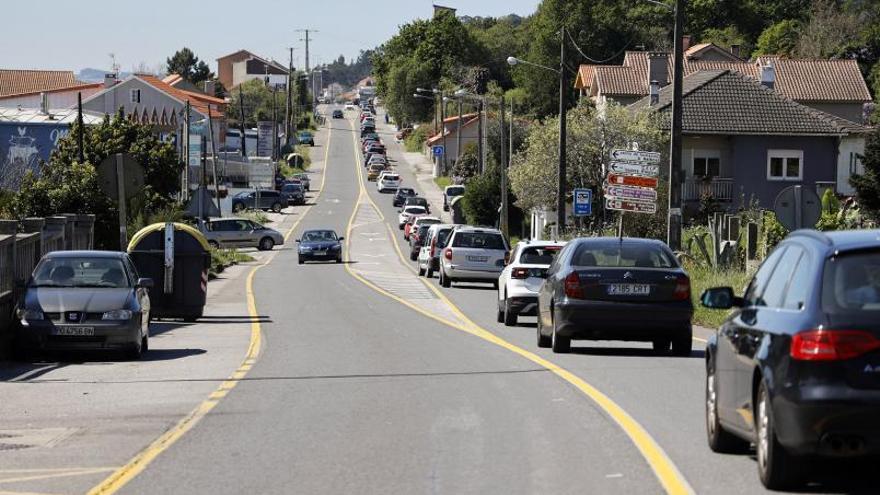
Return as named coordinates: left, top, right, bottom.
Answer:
left=607, top=173, right=659, bottom=189
left=605, top=198, right=657, bottom=214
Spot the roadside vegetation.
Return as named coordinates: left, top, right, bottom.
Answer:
left=403, top=126, right=431, bottom=152
left=209, top=248, right=254, bottom=278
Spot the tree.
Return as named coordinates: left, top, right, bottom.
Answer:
left=792, top=0, right=861, bottom=58
left=227, top=78, right=289, bottom=128
left=850, top=126, right=880, bottom=222
left=755, top=19, right=801, bottom=56
left=462, top=161, right=503, bottom=227
left=166, top=47, right=214, bottom=84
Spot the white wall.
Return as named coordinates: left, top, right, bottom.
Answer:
left=0, top=87, right=102, bottom=110
left=837, top=135, right=866, bottom=196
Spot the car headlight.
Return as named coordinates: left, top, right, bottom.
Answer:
left=102, top=309, right=132, bottom=320
left=17, top=308, right=44, bottom=321
left=300, top=246, right=312, bottom=251
left=331, top=244, right=341, bottom=250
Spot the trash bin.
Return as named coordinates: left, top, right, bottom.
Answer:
left=127, top=222, right=211, bottom=322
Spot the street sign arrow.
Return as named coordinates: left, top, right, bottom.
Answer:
left=604, top=184, right=658, bottom=202
left=608, top=161, right=660, bottom=177
left=605, top=198, right=657, bottom=214
left=610, top=149, right=661, bottom=164
left=606, top=173, right=659, bottom=189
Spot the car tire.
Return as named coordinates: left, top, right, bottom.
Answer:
left=398, top=224, right=404, bottom=230
left=298, top=257, right=304, bottom=265
left=706, top=366, right=750, bottom=453
left=536, top=313, right=551, bottom=348
left=233, top=202, right=244, bottom=213
left=208, top=240, right=219, bottom=250
left=503, top=298, right=518, bottom=327
left=271, top=202, right=282, bottom=213
left=757, top=381, right=804, bottom=489
left=440, top=270, right=451, bottom=288
left=496, top=300, right=504, bottom=323
left=492, top=280, right=499, bottom=290
left=426, top=266, right=434, bottom=278
left=671, top=326, right=693, bottom=357
left=550, top=310, right=570, bottom=353
left=258, top=237, right=275, bottom=251
left=418, top=265, right=425, bottom=276
left=410, top=251, right=418, bottom=261
left=125, top=336, right=143, bottom=361
left=652, top=339, right=671, bottom=354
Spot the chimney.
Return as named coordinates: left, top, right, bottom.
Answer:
left=647, top=52, right=669, bottom=89
left=104, top=73, right=117, bottom=88
left=649, top=80, right=660, bottom=105
left=730, top=44, right=741, bottom=59
left=682, top=35, right=692, bottom=52
left=203, top=80, right=216, bottom=96
left=39, top=92, right=49, bottom=115
left=761, top=60, right=776, bottom=90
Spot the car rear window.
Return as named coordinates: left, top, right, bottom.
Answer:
left=405, top=206, right=426, bottom=214
left=452, top=232, right=506, bottom=250
left=446, top=186, right=465, bottom=197
left=571, top=242, right=677, bottom=268
left=822, top=250, right=880, bottom=312
left=383, top=175, right=399, bottom=181
left=519, top=246, right=563, bottom=265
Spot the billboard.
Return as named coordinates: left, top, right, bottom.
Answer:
left=0, top=122, right=71, bottom=190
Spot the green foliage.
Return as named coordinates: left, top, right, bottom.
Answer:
left=404, top=125, right=431, bottom=152
left=821, top=187, right=840, bottom=213
left=461, top=161, right=502, bottom=226
left=684, top=258, right=755, bottom=329
left=762, top=211, right=788, bottom=255
left=228, top=76, right=306, bottom=128
left=210, top=248, right=254, bottom=278
left=701, top=26, right=753, bottom=57
left=318, top=51, right=374, bottom=88
left=166, top=47, right=214, bottom=84
left=850, top=126, right=880, bottom=222
left=452, top=143, right=480, bottom=180
left=434, top=175, right=453, bottom=190
left=755, top=19, right=801, bottom=56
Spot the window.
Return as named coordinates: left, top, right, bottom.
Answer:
left=692, top=151, right=720, bottom=178
left=767, top=149, right=803, bottom=181
left=849, top=152, right=864, bottom=175
left=761, top=246, right=802, bottom=308
left=745, top=246, right=787, bottom=306
left=130, top=89, right=141, bottom=103
left=784, top=252, right=813, bottom=310
left=571, top=241, right=677, bottom=268
left=822, top=250, right=880, bottom=312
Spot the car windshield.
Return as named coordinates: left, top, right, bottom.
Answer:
left=282, top=185, right=302, bottom=192
left=31, top=257, right=130, bottom=288
left=404, top=207, right=426, bottom=214
left=383, top=175, right=399, bottom=181
left=571, top=241, right=677, bottom=268
left=302, top=230, right=338, bottom=242
left=452, top=232, right=506, bottom=250
left=519, top=246, right=563, bottom=265
left=822, top=250, right=880, bottom=312
left=446, top=186, right=465, bottom=197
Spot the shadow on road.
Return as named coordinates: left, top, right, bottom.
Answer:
left=569, top=345, right=706, bottom=359
left=140, top=348, right=207, bottom=361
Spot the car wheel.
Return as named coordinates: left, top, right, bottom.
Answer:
left=757, top=381, right=803, bottom=489
left=418, top=265, right=426, bottom=276
left=706, top=365, right=750, bottom=453
left=671, top=326, right=693, bottom=357
left=496, top=300, right=504, bottom=323
left=426, top=266, right=434, bottom=278
left=208, top=240, right=219, bottom=250
left=398, top=224, right=404, bottom=230
left=550, top=310, right=570, bottom=353
left=298, top=257, right=304, bottom=265
left=410, top=251, right=418, bottom=261
left=440, top=270, right=451, bottom=288
left=258, top=237, right=275, bottom=251
left=271, top=202, right=282, bottom=213
left=233, top=202, right=244, bottom=213
left=336, top=256, right=342, bottom=263
left=537, top=312, right=551, bottom=348
left=503, top=298, right=518, bottom=327
left=652, top=339, right=671, bottom=354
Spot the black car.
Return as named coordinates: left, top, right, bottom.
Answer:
left=296, top=229, right=344, bottom=264
left=537, top=237, right=693, bottom=354
left=403, top=196, right=430, bottom=213
left=332, top=109, right=344, bottom=119
left=701, top=229, right=880, bottom=489
left=393, top=188, right=417, bottom=207
left=232, top=190, right=285, bottom=213
left=15, top=251, right=153, bottom=359
left=280, top=183, right=305, bottom=205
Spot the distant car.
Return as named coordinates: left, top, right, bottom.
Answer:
left=14, top=251, right=153, bottom=359
left=438, top=227, right=509, bottom=289
left=291, top=173, right=310, bottom=191
left=367, top=163, right=386, bottom=181
left=199, top=217, right=284, bottom=251
left=443, top=185, right=465, bottom=211
left=417, top=224, right=459, bottom=278
left=231, top=190, right=284, bottom=213
left=398, top=205, right=427, bottom=229
left=537, top=237, right=692, bottom=354
left=377, top=172, right=401, bottom=193
left=367, top=155, right=388, bottom=166
left=407, top=216, right=441, bottom=243
left=297, top=229, right=344, bottom=264
left=281, top=183, right=306, bottom=205
left=497, top=240, right=566, bottom=326
left=332, top=109, right=344, bottom=119
left=393, top=188, right=417, bottom=207
left=701, top=229, right=880, bottom=489
left=298, top=131, right=315, bottom=146
left=403, top=196, right=430, bottom=213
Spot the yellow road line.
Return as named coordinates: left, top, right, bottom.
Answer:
left=344, top=119, right=694, bottom=495
left=87, top=123, right=334, bottom=495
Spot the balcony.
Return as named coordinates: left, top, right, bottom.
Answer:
left=683, top=177, right=734, bottom=202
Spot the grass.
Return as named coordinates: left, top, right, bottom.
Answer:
left=684, top=260, right=754, bottom=329
left=239, top=210, right=271, bottom=225
left=434, top=175, right=452, bottom=190
left=209, top=248, right=255, bottom=278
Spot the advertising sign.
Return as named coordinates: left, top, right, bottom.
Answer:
left=607, top=173, right=658, bottom=189
left=0, top=122, right=70, bottom=190
left=257, top=121, right=274, bottom=157
left=608, top=161, right=660, bottom=177
left=573, top=188, right=592, bottom=216
left=605, top=198, right=658, bottom=214
left=605, top=184, right=658, bottom=202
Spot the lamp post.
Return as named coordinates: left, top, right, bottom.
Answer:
left=508, top=36, right=568, bottom=235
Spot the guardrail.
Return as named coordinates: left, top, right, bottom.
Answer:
left=0, top=214, right=95, bottom=359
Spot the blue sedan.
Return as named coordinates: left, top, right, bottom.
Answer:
left=297, top=230, right=344, bottom=264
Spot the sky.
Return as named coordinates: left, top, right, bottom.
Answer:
left=1, top=0, right=541, bottom=74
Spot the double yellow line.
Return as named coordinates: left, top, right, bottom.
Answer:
left=88, top=125, right=334, bottom=494
left=343, top=118, right=694, bottom=495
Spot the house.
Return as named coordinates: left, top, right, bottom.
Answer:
left=576, top=42, right=873, bottom=123
left=162, top=74, right=216, bottom=97
left=425, top=113, right=480, bottom=175
left=0, top=69, right=103, bottom=109
left=629, top=69, right=872, bottom=212
left=216, top=50, right=288, bottom=89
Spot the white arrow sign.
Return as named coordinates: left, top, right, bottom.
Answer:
left=604, top=184, right=658, bottom=202
left=608, top=161, right=660, bottom=177
left=611, top=149, right=661, bottom=164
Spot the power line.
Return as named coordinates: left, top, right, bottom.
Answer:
left=565, top=29, right=634, bottom=64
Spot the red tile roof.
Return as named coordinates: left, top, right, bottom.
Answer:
left=427, top=116, right=479, bottom=145
left=138, top=74, right=225, bottom=117
left=0, top=69, right=79, bottom=97
left=0, top=81, right=103, bottom=100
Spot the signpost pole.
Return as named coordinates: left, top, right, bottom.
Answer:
left=618, top=212, right=624, bottom=239
left=115, top=153, right=127, bottom=251
left=557, top=27, right=568, bottom=235
left=667, top=0, right=685, bottom=251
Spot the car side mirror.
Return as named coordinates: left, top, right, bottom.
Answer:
left=503, top=252, right=511, bottom=265
left=338, top=237, right=345, bottom=241
left=295, top=239, right=301, bottom=243
left=700, top=287, right=742, bottom=309
left=137, top=278, right=154, bottom=289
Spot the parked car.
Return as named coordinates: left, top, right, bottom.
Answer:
left=298, top=131, right=315, bottom=146
left=280, top=183, right=306, bottom=205
left=701, top=229, right=880, bottom=489
left=14, top=251, right=153, bottom=359
left=417, top=224, right=460, bottom=278
left=403, top=196, right=430, bottom=213
left=199, top=217, right=284, bottom=251
left=377, top=172, right=401, bottom=193
left=497, top=240, right=567, bottom=326
left=367, top=154, right=388, bottom=166
left=367, top=163, right=387, bottom=181
left=231, top=190, right=285, bottom=213
left=398, top=205, right=427, bottom=229
left=332, top=109, right=344, bottom=119
left=296, top=229, right=344, bottom=264
left=536, top=237, right=692, bottom=354
left=409, top=224, right=433, bottom=261
left=291, top=173, right=310, bottom=191
left=439, top=227, right=509, bottom=289
left=443, top=185, right=466, bottom=211
left=396, top=128, right=413, bottom=140
left=393, top=188, right=417, bottom=207
left=407, top=216, right=441, bottom=244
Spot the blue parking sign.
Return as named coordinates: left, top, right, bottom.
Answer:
left=432, top=145, right=444, bottom=157
left=574, top=188, right=592, bottom=216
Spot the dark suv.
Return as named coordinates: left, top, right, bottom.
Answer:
left=231, top=190, right=284, bottom=213
left=702, top=229, right=880, bottom=489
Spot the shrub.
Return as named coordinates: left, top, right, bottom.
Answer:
left=404, top=125, right=431, bottom=152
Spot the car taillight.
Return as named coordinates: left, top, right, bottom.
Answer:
left=790, top=330, right=880, bottom=361
left=564, top=272, right=584, bottom=299
left=511, top=267, right=529, bottom=279
left=430, top=238, right=436, bottom=257
left=673, top=276, right=691, bottom=301
left=444, top=248, right=453, bottom=261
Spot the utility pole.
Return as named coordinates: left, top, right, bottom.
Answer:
left=183, top=101, right=191, bottom=201
left=667, top=0, right=685, bottom=250
left=285, top=47, right=294, bottom=146
left=557, top=27, right=568, bottom=234
left=296, top=29, right=317, bottom=106
left=500, top=94, right=508, bottom=237
left=271, top=87, right=278, bottom=161
left=440, top=93, right=447, bottom=175
left=76, top=92, right=85, bottom=163
left=477, top=99, right=484, bottom=173
left=456, top=99, right=463, bottom=166
left=238, top=86, right=247, bottom=157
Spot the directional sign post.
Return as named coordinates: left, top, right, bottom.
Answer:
left=606, top=149, right=661, bottom=221
left=609, top=161, right=660, bottom=177
left=610, top=149, right=661, bottom=164
left=606, top=198, right=658, bottom=214
left=607, top=173, right=659, bottom=189
left=604, top=184, right=658, bottom=202
left=573, top=188, right=592, bottom=217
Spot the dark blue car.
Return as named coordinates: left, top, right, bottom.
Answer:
left=296, top=229, right=344, bottom=264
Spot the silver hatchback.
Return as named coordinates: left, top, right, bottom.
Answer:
left=438, top=227, right=509, bottom=289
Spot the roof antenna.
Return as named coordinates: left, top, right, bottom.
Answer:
left=108, top=53, right=120, bottom=76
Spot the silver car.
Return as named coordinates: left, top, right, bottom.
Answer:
left=418, top=224, right=460, bottom=278
left=292, top=173, right=311, bottom=191
left=438, top=227, right=509, bottom=288
left=198, top=218, right=284, bottom=251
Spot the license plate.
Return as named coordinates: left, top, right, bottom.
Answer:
left=607, top=284, right=650, bottom=296
left=467, top=256, right=489, bottom=262
left=314, top=250, right=327, bottom=256
left=57, top=326, right=95, bottom=336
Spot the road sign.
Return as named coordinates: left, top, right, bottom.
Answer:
left=607, top=173, right=658, bottom=189
left=611, top=149, right=661, bottom=164
left=432, top=145, right=445, bottom=157
left=608, top=161, right=660, bottom=177
left=97, top=153, right=144, bottom=201
left=773, top=185, right=821, bottom=231
left=606, top=198, right=657, bottom=214
left=573, top=188, right=592, bottom=216
left=605, top=184, right=658, bottom=202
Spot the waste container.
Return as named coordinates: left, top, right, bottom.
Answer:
left=127, top=222, right=211, bottom=321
